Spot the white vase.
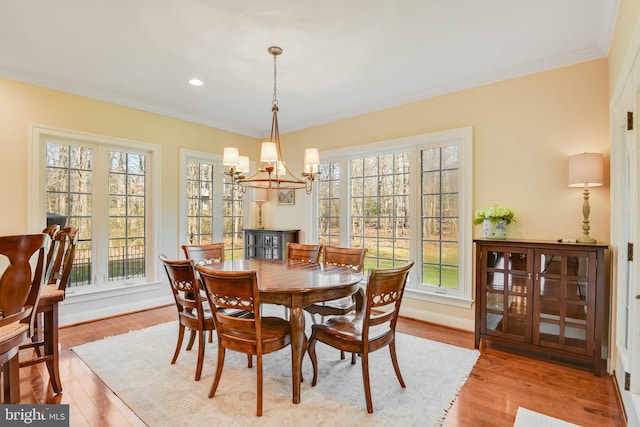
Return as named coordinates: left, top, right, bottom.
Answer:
left=483, top=219, right=507, bottom=239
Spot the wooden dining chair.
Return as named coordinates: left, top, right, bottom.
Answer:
left=196, top=266, right=291, bottom=417
left=285, top=242, right=321, bottom=265
left=307, top=261, right=414, bottom=413
left=304, top=246, right=367, bottom=323
left=19, top=226, right=78, bottom=394
left=305, top=246, right=367, bottom=360
left=160, top=256, right=215, bottom=381
left=0, top=233, right=49, bottom=403
left=182, top=243, right=225, bottom=264
left=42, top=224, right=60, bottom=281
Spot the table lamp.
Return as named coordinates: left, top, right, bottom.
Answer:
left=254, top=188, right=268, bottom=229
left=568, top=152, right=603, bottom=243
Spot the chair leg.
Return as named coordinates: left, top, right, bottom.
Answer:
left=32, top=311, right=44, bottom=357
left=208, top=347, right=226, bottom=398
left=3, top=354, right=20, bottom=404
left=307, top=334, right=319, bottom=386
left=172, top=324, right=185, bottom=364
left=389, top=339, right=406, bottom=387
left=186, top=328, right=196, bottom=351
left=247, top=354, right=252, bottom=368
left=361, top=352, right=374, bottom=413
left=44, top=304, right=62, bottom=393
left=194, top=330, right=205, bottom=381
left=256, top=354, right=263, bottom=417
left=351, top=352, right=357, bottom=365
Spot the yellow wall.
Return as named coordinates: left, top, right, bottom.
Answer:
left=0, top=57, right=610, bottom=328
left=0, top=78, right=257, bottom=256
left=608, top=0, right=640, bottom=95
left=276, top=58, right=610, bottom=326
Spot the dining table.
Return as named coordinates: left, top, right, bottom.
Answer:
left=199, top=258, right=364, bottom=404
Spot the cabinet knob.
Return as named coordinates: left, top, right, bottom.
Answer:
left=635, top=295, right=640, bottom=300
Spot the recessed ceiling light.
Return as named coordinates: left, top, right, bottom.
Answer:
left=189, top=78, right=204, bottom=86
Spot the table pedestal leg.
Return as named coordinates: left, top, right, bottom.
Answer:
left=290, top=296, right=305, bottom=404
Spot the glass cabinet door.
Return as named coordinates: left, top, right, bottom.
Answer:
left=534, top=249, right=595, bottom=355
left=483, top=247, right=532, bottom=342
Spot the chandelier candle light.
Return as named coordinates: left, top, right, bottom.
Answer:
left=223, top=46, right=320, bottom=194
left=568, top=152, right=603, bottom=244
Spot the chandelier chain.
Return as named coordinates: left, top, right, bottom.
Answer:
left=272, top=52, right=278, bottom=108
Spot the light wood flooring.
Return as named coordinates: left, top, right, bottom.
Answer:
left=17, top=305, right=623, bottom=426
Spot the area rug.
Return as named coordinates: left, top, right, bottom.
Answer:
left=514, top=407, right=582, bottom=427
left=72, top=320, right=479, bottom=427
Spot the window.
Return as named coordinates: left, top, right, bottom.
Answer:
left=315, top=128, right=472, bottom=303
left=34, top=127, right=160, bottom=292
left=181, top=151, right=245, bottom=260
left=350, top=153, right=410, bottom=274
left=318, top=161, right=341, bottom=246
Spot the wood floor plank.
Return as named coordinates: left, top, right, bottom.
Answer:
left=16, top=305, right=623, bottom=426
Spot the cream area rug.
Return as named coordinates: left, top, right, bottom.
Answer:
left=72, top=321, right=479, bottom=427
left=514, top=407, right=582, bottom=427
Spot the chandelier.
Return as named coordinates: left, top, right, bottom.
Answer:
left=223, top=46, right=319, bottom=195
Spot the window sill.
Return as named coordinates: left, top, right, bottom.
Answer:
left=404, top=288, right=473, bottom=309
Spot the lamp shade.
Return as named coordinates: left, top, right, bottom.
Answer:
left=238, top=156, right=250, bottom=173
left=568, top=152, right=603, bottom=187
left=253, top=188, right=268, bottom=202
left=260, top=142, right=278, bottom=162
left=304, top=148, right=320, bottom=174
left=223, top=147, right=240, bottom=166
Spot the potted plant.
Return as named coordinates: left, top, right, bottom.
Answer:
left=474, top=205, right=517, bottom=239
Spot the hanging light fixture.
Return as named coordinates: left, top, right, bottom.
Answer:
left=223, top=46, right=319, bottom=195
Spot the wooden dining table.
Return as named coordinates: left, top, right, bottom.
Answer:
left=200, top=258, right=364, bottom=404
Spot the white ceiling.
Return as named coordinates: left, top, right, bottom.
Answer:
left=0, top=1, right=618, bottom=138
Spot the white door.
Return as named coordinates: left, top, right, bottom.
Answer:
left=614, top=100, right=639, bottom=426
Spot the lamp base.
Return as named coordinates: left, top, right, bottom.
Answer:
left=576, top=236, right=597, bottom=244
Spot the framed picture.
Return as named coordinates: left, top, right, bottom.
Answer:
left=277, top=189, right=295, bottom=205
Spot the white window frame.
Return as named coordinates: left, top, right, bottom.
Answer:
left=178, top=149, right=249, bottom=256
left=311, top=127, right=473, bottom=307
left=29, top=125, right=161, bottom=294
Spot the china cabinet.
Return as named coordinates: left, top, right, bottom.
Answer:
left=474, top=239, right=607, bottom=375
left=244, top=229, right=299, bottom=260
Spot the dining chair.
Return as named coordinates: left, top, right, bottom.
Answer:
left=181, top=243, right=225, bottom=343
left=305, top=246, right=367, bottom=361
left=42, top=224, right=60, bottom=281
left=160, top=256, right=215, bottom=381
left=285, top=242, right=321, bottom=265
left=182, top=243, right=225, bottom=264
left=307, top=261, right=414, bottom=413
left=283, top=242, right=322, bottom=320
left=0, top=233, right=49, bottom=403
left=304, top=246, right=367, bottom=323
left=19, top=226, right=78, bottom=394
left=196, top=266, right=291, bottom=417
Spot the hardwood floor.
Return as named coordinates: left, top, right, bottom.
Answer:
left=18, top=305, right=623, bottom=426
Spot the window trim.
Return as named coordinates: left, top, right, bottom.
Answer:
left=312, top=127, right=473, bottom=305
left=178, top=149, right=249, bottom=256
left=29, top=124, right=162, bottom=291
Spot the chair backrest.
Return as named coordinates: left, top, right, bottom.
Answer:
left=0, top=233, right=49, bottom=332
left=322, top=246, right=368, bottom=272
left=160, top=256, right=206, bottom=322
left=286, top=243, right=321, bottom=265
left=196, top=268, right=263, bottom=350
left=42, top=225, right=60, bottom=281
left=48, top=227, right=78, bottom=291
left=362, top=261, right=414, bottom=340
left=182, top=243, right=225, bottom=264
